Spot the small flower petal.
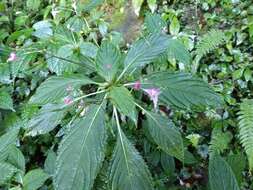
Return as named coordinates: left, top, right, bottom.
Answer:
left=133, top=80, right=141, bottom=90
left=143, top=88, right=161, bottom=109
left=64, top=96, right=73, bottom=105
left=7, top=52, right=17, bottom=62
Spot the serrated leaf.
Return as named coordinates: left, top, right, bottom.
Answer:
left=144, top=13, right=166, bottom=33
left=32, top=20, right=52, bottom=39
left=44, top=150, right=57, bottom=176
left=23, top=169, right=49, bottom=190
left=66, top=16, right=87, bottom=32
left=143, top=72, right=222, bottom=109
left=167, top=39, right=191, bottom=65
left=46, top=44, right=79, bottom=75
left=96, top=41, right=121, bottom=81
left=109, top=128, right=153, bottom=190
left=146, top=111, right=184, bottom=160
left=54, top=104, right=107, bottom=190
left=109, top=86, right=137, bottom=124
left=0, top=91, right=14, bottom=111
left=7, top=146, right=25, bottom=172
left=26, top=104, right=67, bottom=136
left=0, top=128, right=19, bottom=161
left=0, top=162, right=18, bottom=185
left=30, top=75, right=94, bottom=105
left=123, top=33, right=169, bottom=75
left=80, top=42, right=98, bottom=58
left=209, top=154, right=240, bottom=190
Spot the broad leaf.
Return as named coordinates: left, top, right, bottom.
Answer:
left=209, top=154, right=240, bottom=190
left=26, top=104, right=67, bottom=136
left=66, top=16, right=87, bottom=32
left=7, top=146, right=25, bottom=172
left=0, top=128, right=19, bottom=161
left=132, top=0, right=144, bottom=16
left=143, top=72, right=222, bottom=109
left=32, top=20, right=53, bottom=39
left=0, top=162, right=18, bottom=185
left=80, top=42, right=98, bottom=58
left=144, top=13, right=166, bottom=33
left=44, top=150, right=57, bottom=176
left=146, top=111, right=184, bottom=160
left=109, top=128, right=153, bottom=190
left=96, top=41, right=121, bottom=81
left=30, top=75, right=94, bottom=105
left=123, top=33, right=169, bottom=75
left=46, top=44, right=79, bottom=75
left=54, top=104, right=107, bottom=190
left=0, top=91, right=14, bottom=111
left=23, top=169, right=49, bottom=190
left=167, top=39, right=191, bottom=65
left=109, top=86, right=137, bottom=124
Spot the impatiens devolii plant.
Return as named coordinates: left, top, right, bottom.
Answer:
left=19, top=19, right=224, bottom=189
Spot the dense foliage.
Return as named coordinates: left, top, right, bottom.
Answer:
left=0, top=0, right=253, bottom=190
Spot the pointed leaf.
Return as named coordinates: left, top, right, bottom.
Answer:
left=143, top=72, right=222, bottom=109
left=0, top=91, right=14, bottom=111
left=0, top=128, right=19, bottom=161
left=44, top=150, right=57, bottom=176
left=109, top=128, right=153, bottom=190
left=124, top=33, right=169, bottom=75
left=109, top=86, right=137, bottom=124
left=96, top=41, right=121, bottom=81
left=54, top=104, right=107, bottom=190
left=209, top=154, right=240, bottom=190
left=144, top=13, right=166, bottom=33
left=23, top=169, right=49, bottom=190
left=0, top=162, right=18, bottom=185
left=146, top=111, right=184, bottom=160
left=7, top=146, right=25, bottom=172
left=30, top=75, right=94, bottom=105
left=26, top=104, right=67, bottom=136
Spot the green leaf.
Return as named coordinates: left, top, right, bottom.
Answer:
left=109, top=128, right=153, bottom=190
left=132, top=0, right=144, bottom=16
left=123, top=33, right=169, bottom=75
left=7, top=146, right=25, bottom=172
left=144, top=13, right=166, bottom=33
left=80, top=42, right=98, bottom=58
left=146, top=111, right=184, bottom=160
left=26, top=0, right=41, bottom=10
left=46, top=44, right=79, bottom=75
left=0, top=162, right=18, bottom=185
left=44, top=150, right=57, bottom=176
left=32, top=20, right=53, bottom=39
left=169, top=17, right=180, bottom=35
left=226, top=153, right=246, bottom=185
left=96, top=41, right=121, bottom=81
left=143, top=72, right=222, bottom=109
left=209, top=127, right=232, bottom=156
left=30, top=75, right=94, bottom=105
left=147, top=0, right=157, bottom=13
left=54, top=104, right=107, bottom=190
left=167, top=39, right=191, bottom=65
left=23, top=169, right=49, bottom=190
left=209, top=154, right=240, bottom=190
left=82, top=0, right=104, bottom=12
left=0, top=128, right=19, bottom=161
left=26, top=104, right=67, bottom=136
left=0, top=91, right=14, bottom=111
left=66, top=16, right=87, bottom=32
left=238, top=99, right=253, bottom=170
left=109, top=86, right=137, bottom=124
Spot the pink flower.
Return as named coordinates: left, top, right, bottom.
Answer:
left=133, top=80, right=141, bottom=90
left=143, top=88, right=161, bottom=109
left=7, top=52, right=17, bottom=62
left=64, top=96, right=73, bottom=105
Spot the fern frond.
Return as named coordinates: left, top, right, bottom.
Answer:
left=238, top=99, right=253, bottom=170
left=195, top=29, right=226, bottom=59
left=209, top=127, right=232, bottom=156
